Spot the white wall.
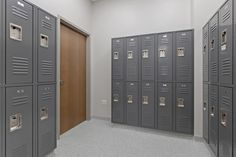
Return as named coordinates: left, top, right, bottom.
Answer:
left=28, top=0, right=92, bottom=32
left=192, top=0, right=226, bottom=137
left=91, top=0, right=192, bottom=118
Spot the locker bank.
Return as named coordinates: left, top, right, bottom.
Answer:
left=0, top=0, right=235, bottom=156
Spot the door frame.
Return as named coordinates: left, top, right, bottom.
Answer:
left=56, top=16, right=91, bottom=139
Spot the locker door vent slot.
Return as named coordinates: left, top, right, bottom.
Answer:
left=177, top=98, right=185, bottom=108
left=142, top=50, right=149, bottom=59
left=10, top=23, right=22, bottom=41
left=40, top=107, right=49, bottom=121
left=113, top=94, right=119, bottom=102
left=142, top=96, right=149, bottom=105
left=160, top=97, right=166, bottom=107
left=220, top=112, right=227, bottom=127
left=177, top=47, right=185, bottom=57
left=10, top=113, right=22, bottom=132
left=210, top=106, right=215, bottom=117
left=113, top=52, right=119, bottom=60
left=127, top=95, right=133, bottom=104
left=127, top=51, right=134, bottom=59
left=40, top=34, right=49, bottom=48
left=159, top=49, right=167, bottom=58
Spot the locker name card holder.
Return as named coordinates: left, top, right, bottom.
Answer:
left=10, top=113, right=23, bottom=132
left=10, top=23, right=22, bottom=41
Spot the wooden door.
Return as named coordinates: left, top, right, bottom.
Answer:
left=60, top=23, right=86, bottom=134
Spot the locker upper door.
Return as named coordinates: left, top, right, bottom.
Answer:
left=208, top=85, right=218, bottom=155
left=38, top=10, right=56, bottom=82
left=203, top=84, right=209, bottom=142
left=157, top=33, right=173, bottom=82
left=219, top=0, right=233, bottom=85
left=126, top=82, right=139, bottom=126
left=175, top=31, right=193, bottom=82
left=126, top=37, right=139, bottom=81
left=141, top=35, right=154, bottom=80
left=6, top=86, right=33, bottom=157
left=209, top=13, right=219, bottom=84
left=112, top=38, right=124, bottom=80
left=203, top=24, right=209, bottom=82
left=141, top=81, right=154, bottom=128
left=0, top=0, right=3, bottom=86
left=219, top=87, right=232, bottom=157
left=38, top=84, right=56, bottom=157
left=157, top=83, right=173, bottom=131
left=175, top=83, right=193, bottom=134
left=112, top=81, right=124, bottom=123
left=6, top=0, right=33, bottom=84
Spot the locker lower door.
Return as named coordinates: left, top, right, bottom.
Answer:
left=38, top=84, right=56, bottom=157
left=0, top=88, right=3, bottom=157
left=141, top=81, right=154, bottom=128
left=209, top=85, right=218, bottom=156
left=112, top=81, right=124, bottom=123
left=6, top=86, right=33, bottom=157
left=203, top=84, right=209, bottom=142
left=219, top=87, right=232, bottom=157
left=126, top=82, right=139, bottom=126
left=157, top=83, right=173, bottom=131
left=175, top=83, right=193, bottom=134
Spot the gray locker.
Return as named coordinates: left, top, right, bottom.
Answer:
left=112, top=81, right=124, bottom=123
left=6, top=86, right=33, bottom=157
left=38, top=84, right=56, bottom=157
left=209, top=85, right=218, bottom=155
left=219, top=86, right=232, bottom=157
left=209, top=13, right=219, bottom=84
left=157, top=33, right=173, bottom=82
left=175, top=83, right=193, bottom=134
left=141, top=35, right=155, bottom=80
left=0, top=0, right=3, bottom=86
left=37, top=10, right=56, bottom=83
left=203, top=84, right=209, bottom=142
left=126, top=82, right=139, bottom=126
left=157, top=83, right=173, bottom=131
left=126, top=37, right=139, bottom=81
left=112, top=38, right=124, bottom=80
left=219, top=0, right=233, bottom=85
left=175, top=31, right=193, bottom=82
left=141, top=81, right=154, bottom=128
left=203, top=24, right=209, bottom=82
left=0, top=88, right=3, bottom=157
left=6, top=0, right=33, bottom=84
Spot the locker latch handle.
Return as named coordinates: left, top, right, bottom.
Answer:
left=10, top=113, right=23, bottom=132
left=210, top=106, right=215, bottom=117
left=210, top=39, right=214, bottom=49
left=159, top=49, right=167, bottom=58
left=127, top=95, right=133, bottom=104
left=220, top=112, right=227, bottom=127
left=203, top=102, right=207, bottom=111
left=142, top=96, right=148, bottom=105
left=127, top=51, right=134, bottom=59
left=142, top=50, right=149, bottom=59
left=221, top=30, right=227, bottom=45
left=177, top=98, right=185, bottom=108
left=10, top=23, right=22, bottom=41
left=177, top=47, right=185, bottom=57
left=40, top=107, right=49, bottom=121
left=113, top=52, right=119, bottom=60
left=113, top=94, right=119, bottom=102
left=40, top=34, right=49, bottom=48
left=203, top=45, right=206, bottom=53
left=159, top=97, right=166, bottom=107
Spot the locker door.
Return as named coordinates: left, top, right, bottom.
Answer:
left=0, top=88, right=3, bottom=157
left=219, top=0, right=233, bottom=85
left=112, top=81, right=124, bottom=123
left=175, top=31, right=193, bottom=82
left=0, top=0, right=3, bottom=86
left=6, top=0, right=33, bottom=84
left=6, top=86, right=33, bottom=157
left=126, top=82, right=139, bottom=126
left=126, top=37, right=139, bottom=81
left=203, top=84, right=209, bottom=142
left=157, top=83, right=173, bottom=131
left=112, top=38, right=124, bottom=80
left=38, top=10, right=56, bottom=83
left=141, top=35, right=154, bottom=80
left=38, top=84, right=56, bottom=157
left=209, top=85, right=218, bottom=156
left=219, top=87, right=232, bottom=157
left=141, top=81, right=154, bottom=128
left=209, top=13, right=219, bottom=84
left=203, top=24, right=209, bottom=82
left=175, top=83, right=193, bottom=134
left=157, top=33, right=173, bottom=82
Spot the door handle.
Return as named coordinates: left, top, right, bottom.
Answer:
left=60, top=80, right=64, bottom=85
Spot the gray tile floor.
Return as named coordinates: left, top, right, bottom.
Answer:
left=47, top=119, right=214, bottom=157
